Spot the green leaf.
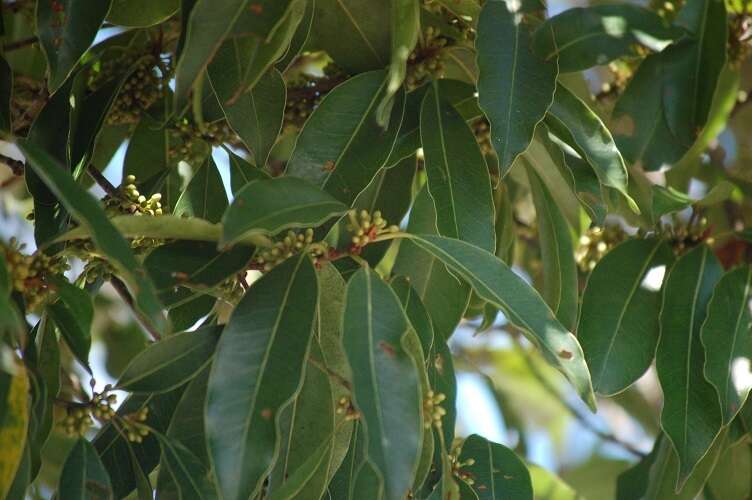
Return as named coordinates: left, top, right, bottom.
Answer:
left=651, top=182, right=734, bottom=222
left=174, top=0, right=293, bottom=107
left=393, top=188, right=471, bottom=340
left=327, top=421, right=367, bottom=499
left=378, top=0, right=420, bottom=126
left=420, top=83, right=495, bottom=252
left=533, top=5, right=681, bottom=72
left=312, top=0, right=390, bottom=73
left=559, top=152, right=608, bottom=226
left=174, top=157, right=229, bottom=223
left=391, top=276, right=435, bottom=360
left=656, top=244, right=723, bottom=487
left=276, top=0, right=317, bottom=71
left=209, top=68, right=285, bottom=167
left=706, top=439, right=752, bottom=500
left=527, top=167, right=578, bottom=331
left=579, top=238, right=675, bottom=395
left=343, top=267, right=423, bottom=500
left=352, top=460, right=384, bottom=499
left=545, top=84, right=636, bottom=212
left=432, top=0, right=480, bottom=20
left=0, top=56, right=10, bottom=132
left=286, top=70, right=405, bottom=206
left=55, top=214, right=225, bottom=244
left=47, top=278, right=94, bottom=373
left=37, top=0, right=112, bottom=92
left=107, top=0, right=179, bottom=27
left=476, top=0, right=558, bottom=174
left=206, top=253, right=318, bottom=500
left=228, top=150, right=270, bottom=194
left=58, top=438, right=113, bottom=499
left=19, top=141, right=168, bottom=334
left=0, top=368, right=29, bottom=500
left=701, top=265, right=752, bottom=424
left=459, top=435, right=533, bottom=500
left=221, top=176, right=348, bottom=246
left=117, top=326, right=220, bottom=394
left=156, top=433, right=218, bottom=500
left=404, top=233, right=596, bottom=410
left=270, top=439, right=334, bottom=500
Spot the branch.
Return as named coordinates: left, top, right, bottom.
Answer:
left=0, top=152, right=24, bottom=176
left=86, top=165, right=119, bottom=198
left=2, top=36, right=38, bottom=52
left=109, top=276, right=162, bottom=341
left=511, top=337, right=648, bottom=459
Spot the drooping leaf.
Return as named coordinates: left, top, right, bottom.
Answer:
left=393, top=188, right=471, bottom=340
left=208, top=67, right=285, bottom=167
left=58, top=438, right=113, bottom=499
left=286, top=70, right=405, bottom=206
left=404, top=233, right=596, bottom=410
left=206, top=253, right=318, bottom=500
left=527, top=167, right=578, bottom=331
left=47, top=277, right=94, bottom=373
left=459, top=435, right=533, bottom=500
left=533, top=5, right=681, bottom=72
left=701, top=265, right=752, bottom=424
left=19, top=141, right=168, bottom=335
left=656, top=244, right=723, bottom=487
left=117, top=326, right=220, bottom=394
left=107, top=0, right=179, bottom=27
left=37, top=0, right=112, bottom=92
left=312, top=0, right=390, bottom=73
left=545, top=84, right=636, bottom=211
left=174, top=0, right=293, bottom=108
left=579, top=239, right=675, bottom=395
left=476, top=0, right=558, bottom=174
left=420, top=83, right=495, bottom=252
left=342, top=267, right=423, bottom=500
left=221, top=176, right=348, bottom=246
left=173, top=156, right=228, bottom=223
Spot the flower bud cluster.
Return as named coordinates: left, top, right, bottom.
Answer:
left=406, top=27, right=448, bottom=90
left=104, top=54, right=165, bottom=125
left=104, top=175, right=164, bottom=217
left=449, top=448, right=477, bottom=486
left=251, top=228, right=331, bottom=272
left=347, top=209, right=399, bottom=253
left=575, top=225, right=626, bottom=272
left=1, top=239, right=69, bottom=312
left=336, top=397, right=361, bottom=421
left=423, top=390, right=447, bottom=429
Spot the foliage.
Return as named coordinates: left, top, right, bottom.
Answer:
left=0, top=0, right=751, bottom=498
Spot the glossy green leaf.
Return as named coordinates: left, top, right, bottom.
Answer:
left=405, top=233, right=596, bottom=410
left=420, top=83, right=495, bottom=252
left=58, top=438, right=113, bottom=499
left=227, top=150, right=270, bottom=194
left=156, top=433, right=218, bottom=500
left=701, top=265, right=752, bottom=424
left=343, top=267, right=423, bottom=500
left=651, top=181, right=734, bottom=222
left=560, top=152, right=608, bottom=226
left=392, top=276, right=435, bottom=359
left=209, top=68, right=285, bottom=166
left=270, top=439, right=333, bottom=500
left=37, top=0, right=112, bottom=92
left=107, top=0, right=179, bottom=27
left=657, top=244, right=723, bottom=487
left=459, top=435, right=533, bottom=500
left=117, top=326, right=220, bottom=394
left=286, top=70, right=405, bottom=206
left=527, top=167, right=577, bottom=331
left=206, top=253, right=318, bottom=500
left=174, top=0, right=292, bottom=107
left=533, top=5, right=681, bottom=72
left=19, top=141, right=168, bottom=335
left=312, top=0, right=390, bottom=73
left=394, top=189, right=471, bottom=340
left=47, top=278, right=94, bottom=373
left=545, top=84, right=636, bottom=211
left=173, top=157, right=228, bottom=223
left=579, top=238, right=675, bottom=395
left=476, top=0, right=558, bottom=174
left=379, top=0, right=420, bottom=126
left=221, top=176, right=348, bottom=246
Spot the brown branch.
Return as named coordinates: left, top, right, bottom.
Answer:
left=511, top=337, right=648, bottom=459
left=2, top=36, right=38, bottom=52
left=86, top=164, right=119, bottom=197
left=109, top=276, right=162, bottom=341
left=0, top=152, right=24, bottom=176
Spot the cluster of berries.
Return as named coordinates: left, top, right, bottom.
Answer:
left=575, top=226, right=627, bottom=272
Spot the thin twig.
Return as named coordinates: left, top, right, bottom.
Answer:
left=0, top=152, right=25, bottom=175
left=86, top=164, right=119, bottom=197
left=308, top=356, right=351, bottom=392
left=109, top=276, right=162, bottom=341
left=2, top=36, right=38, bottom=52
left=512, top=337, right=648, bottom=459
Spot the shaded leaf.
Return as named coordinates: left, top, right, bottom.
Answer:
left=651, top=181, right=734, bottom=223
left=227, top=150, right=270, bottom=194
left=47, top=277, right=94, bottom=373
left=657, top=244, right=723, bottom=487
left=459, top=434, right=533, bottom=500
left=156, top=434, right=218, bottom=500
left=476, top=0, right=558, bottom=174
left=0, top=367, right=29, bottom=500
left=206, top=253, right=318, bottom=500
left=58, top=438, right=113, bottom=500
left=107, top=0, right=179, bottom=27
left=379, top=0, right=420, bottom=126
left=392, top=276, right=435, bottom=359
left=579, top=238, right=675, bottom=395
left=174, top=157, right=228, bottom=223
